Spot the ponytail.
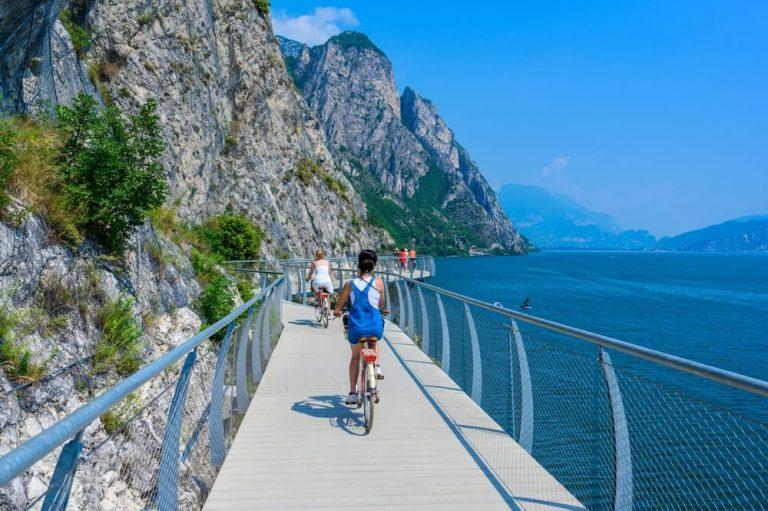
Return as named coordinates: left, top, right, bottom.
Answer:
left=358, top=249, right=377, bottom=273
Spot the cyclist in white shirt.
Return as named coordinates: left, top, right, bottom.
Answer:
left=305, top=250, right=334, bottom=305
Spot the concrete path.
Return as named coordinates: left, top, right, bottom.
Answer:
left=203, top=302, right=582, bottom=511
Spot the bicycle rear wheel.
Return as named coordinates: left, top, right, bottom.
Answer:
left=322, top=300, right=330, bottom=328
left=314, top=298, right=322, bottom=322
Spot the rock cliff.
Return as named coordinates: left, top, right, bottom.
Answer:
left=1, top=2, right=392, bottom=509
left=279, top=31, right=527, bottom=255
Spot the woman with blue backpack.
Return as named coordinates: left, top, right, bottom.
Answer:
left=333, top=249, right=387, bottom=405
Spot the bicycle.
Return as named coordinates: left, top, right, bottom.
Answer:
left=338, top=312, right=385, bottom=433
left=313, top=287, right=331, bottom=328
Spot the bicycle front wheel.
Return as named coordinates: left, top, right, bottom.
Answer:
left=363, top=363, right=375, bottom=432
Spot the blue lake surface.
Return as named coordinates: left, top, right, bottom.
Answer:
left=421, top=251, right=768, bottom=508
left=431, top=251, right=768, bottom=382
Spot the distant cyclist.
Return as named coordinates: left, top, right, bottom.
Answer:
left=305, top=250, right=334, bottom=305
left=334, top=249, right=386, bottom=405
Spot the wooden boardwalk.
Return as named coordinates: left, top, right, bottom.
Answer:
left=203, top=302, right=582, bottom=511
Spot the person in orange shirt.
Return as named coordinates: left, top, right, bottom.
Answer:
left=408, top=247, right=416, bottom=271
left=399, top=248, right=408, bottom=270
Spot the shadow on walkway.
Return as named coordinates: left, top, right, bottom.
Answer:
left=288, top=319, right=323, bottom=328
left=291, top=395, right=366, bottom=436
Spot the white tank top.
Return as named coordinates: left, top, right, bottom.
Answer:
left=314, top=261, right=330, bottom=278
left=349, top=277, right=380, bottom=308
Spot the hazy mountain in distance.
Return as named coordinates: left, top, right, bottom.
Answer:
left=497, top=183, right=656, bottom=249
left=658, top=217, right=768, bottom=252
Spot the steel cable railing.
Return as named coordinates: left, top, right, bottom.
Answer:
left=273, top=260, right=768, bottom=511
left=0, top=275, right=286, bottom=510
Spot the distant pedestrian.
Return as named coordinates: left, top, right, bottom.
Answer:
left=399, top=248, right=408, bottom=270
left=409, top=247, right=417, bottom=270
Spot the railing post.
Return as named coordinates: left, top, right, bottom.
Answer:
left=157, top=350, right=197, bottom=511
left=41, top=431, right=84, bottom=511
left=600, top=347, right=634, bottom=511
left=417, top=286, right=430, bottom=355
left=436, top=293, right=450, bottom=373
left=298, top=267, right=306, bottom=305
left=509, top=319, right=533, bottom=453
left=236, top=307, right=256, bottom=413
left=262, top=288, right=273, bottom=360
left=464, top=303, right=482, bottom=405
left=251, top=304, right=265, bottom=383
left=209, top=322, right=236, bottom=468
left=395, top=280, right=405, bottom=331
left=259, top=274, right=267, bottom=292
left=383, top=275, right=391, bottom=314
left=405, top=282, right=415, bottom=338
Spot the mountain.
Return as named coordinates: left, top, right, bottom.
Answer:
left=278, top=32, right=527, bottom=255
left=658, top=218, right=768, bottom=252
left=497, top=183, right=656, bottom=249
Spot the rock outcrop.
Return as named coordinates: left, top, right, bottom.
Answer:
left=280, top=31, right=527, bottom=255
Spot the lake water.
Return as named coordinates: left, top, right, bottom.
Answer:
left=418, top=251, right=768, bottom=509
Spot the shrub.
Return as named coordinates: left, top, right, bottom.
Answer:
left=0, top=117, right=81, bottom=242
left=294, top=158, right=321, bottom=185
left=190, top=248, right=224, bottom=284
left=253, top=0, right=270, bottom=15
left=100, top=392, right=140, bottom=435
left=196, top=213, right=262, bottom=261
left=323, top=174, right=348, bottom=200
left=197, top=274, right=236, bottom=329
left=0, top=304, right=53, bottom=383
left=92, top=296, right=143, bottom=376
left=59, top=9, right=90, bottom=58
left=237, top=277, right=255, bottom=302
left=37, top=275, right=74, bottom=313
left=0, top=121, right=16, bottom=210
left=56, top=93, right=167, bottom=252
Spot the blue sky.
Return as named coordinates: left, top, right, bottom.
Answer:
left=271, top=1, right=767, bottom=236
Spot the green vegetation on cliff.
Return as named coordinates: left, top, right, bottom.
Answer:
left=0, top=92, right=167, bottom=253
left=349, top=159, right=487, bottom=255
left=327, top=31, right=384, bottom=55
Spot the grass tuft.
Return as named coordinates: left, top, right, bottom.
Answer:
left=92, top=296, right=143, bottom=376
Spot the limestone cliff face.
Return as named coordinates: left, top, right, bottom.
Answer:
left=2, top=0, right=389, bottom=257
left=280, top=32, right=526, bottom=254
left=0, top=3, right=391, bottom=508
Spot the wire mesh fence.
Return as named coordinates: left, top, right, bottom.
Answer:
left=278, top=260, right=768, bottom=510
left=0, top=277, right=286, bottom=511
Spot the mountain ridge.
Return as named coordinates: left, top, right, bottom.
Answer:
left=277, top=32, right=528, bottom=255
left=497, top=183, right=655, bottom=250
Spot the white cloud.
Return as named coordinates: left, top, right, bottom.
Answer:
left=272, top=7, right=359, bottom=46
left=539, top=156, right=571, bottom=178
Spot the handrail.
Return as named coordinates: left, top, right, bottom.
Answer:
left=275, top=262, right=768, bottom=398
left=0, top=277, right=284, bottom=487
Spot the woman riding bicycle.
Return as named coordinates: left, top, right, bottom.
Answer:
left=334, top=249, right=386, bottom=405
left=305, top=249, right=334, bottom=305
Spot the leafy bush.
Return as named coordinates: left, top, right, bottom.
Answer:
left=56, top=93, right=167, bottom=252
left=253, top=0, right=270, bottom=15
left=190, top=248, right=224, bottom=284
left=197, top=274, right=236, bottom=329
left=59, top=9, right=90, bottom=58
left=92, top=296, right=143, bottom=376
left=196, top=213, right=262, bottom=261
left=237, top=277, right=255, bottom=302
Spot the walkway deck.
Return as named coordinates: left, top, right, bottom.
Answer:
left=203, top=302, right=582, bottom=511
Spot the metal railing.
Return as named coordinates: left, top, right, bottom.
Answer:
left=0, top=275, right=286, bottom=510
left=274, top=260, right=768, bottom=511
